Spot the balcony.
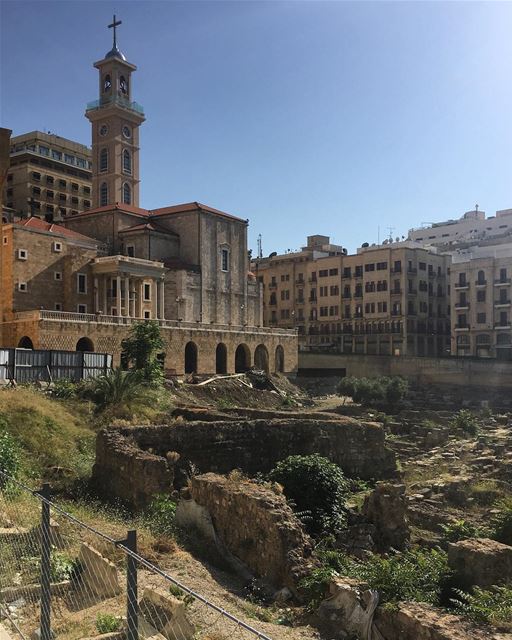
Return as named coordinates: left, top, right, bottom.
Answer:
left=86, top=95, right=145, bottom=116
left=295, top=297, right=305, bottom=304
left=268, top=282, right=277, bottom=289
left=391, top=289, right=402, bottom=295
left=495, top=323, right=511, bottom=330
left=308, top=277, right=317, bottom=283
left=475, top=280, right=487, bottom=287
left=354, top=271, right=363, bottom=279
left=391, top=267, right=402, bottom=274
left=454, top=282, right=469, bottom=290
left=495, top=300, right=511, bottom=308
left=455, top=302, right=470, bottom=310
left=407, top=267, right=418, bottom=275
left=354, top=292, right=363, bottom=299
left=268, top=300, right=277, bottom=306
left=295, top=279, right=305, bottom=285
left=342, top=293, right=352, bottom=299
left=454, top=325, right=470, bottom=331
left=494, top=278, right=512, bottom=286
left=309, top=296, right=317, bottom=303
left=407, top=289, right=418, bottom=295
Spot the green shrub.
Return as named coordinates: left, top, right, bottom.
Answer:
left=0, top=420, right=21, bottom=485
left=144, top=494, right=177, bottom=537
left=50, top=551, right=80, bottom=582
left=451, top=585, right=512, bottom=630
left=440, top=519, right=481, bottom=543
left=451, top=409, right=479, bottom=436
left=81, top=367, right=150, bottom=413
left=339, top=376, right=408, bottom=410
left=300, top=548, right=451, bottom=609
left=490, top=498, right=512, bottom=545
left=51, top=378, right=77, bottom=399
left=269, top=454, right=349, bottom=536
left=96, top=613, right=121, bottom=634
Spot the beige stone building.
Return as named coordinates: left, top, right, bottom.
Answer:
left=3, top=131, right=92, bottom=221
left=450, top=243, right=512, bottom=360
left=0, top=25, right=297, bottom=375
left=254, top=236, right=451, bottom=357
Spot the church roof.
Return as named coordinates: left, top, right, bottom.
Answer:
left=71, top=201, right=247, bottom=223
left=150, top=202, right=247, bottom=223
left=119, top=221, right=179, bottom=236
left=105, top=44, right=127, bottom=61
left=15, top=217, right=98, bottom=243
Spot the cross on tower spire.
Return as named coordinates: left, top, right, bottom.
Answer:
left=108, top=14, right=122, bottom=49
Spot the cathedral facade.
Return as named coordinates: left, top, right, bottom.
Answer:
left=0, top=21, right=297, bottom=375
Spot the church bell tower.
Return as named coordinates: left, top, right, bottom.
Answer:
left=86, top=16, right=145, bottom=209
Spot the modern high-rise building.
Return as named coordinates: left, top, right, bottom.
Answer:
left=3, top=131, right=92, bottom=221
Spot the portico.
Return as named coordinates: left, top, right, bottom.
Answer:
left=91, top=255, right=166, bottom=319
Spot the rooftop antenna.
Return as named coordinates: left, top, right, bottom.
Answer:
left=475, top=203, right=479, bottom=212
left=257, top=234, right=263, bottom=259
left=387, top=226, right=395, bottom=242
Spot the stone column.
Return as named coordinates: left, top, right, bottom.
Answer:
left=139, top=280, right=144, bottom=318
left=116, top=275, right=122, bottom=317
left=124, top=276, right=130, bottom=317
left=158, top=280, right=165, bottom=320
left=152, top=280, right=158, bottom=319
left=130, top=280, right=136, bottom=318
left=94, top=277, right=99, bottom=313
left=103, top=275, right=108, bottom=315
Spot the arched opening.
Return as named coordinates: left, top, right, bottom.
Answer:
left=76, top=337, right=94, bottom=352
left=235, top=344, right=250, bottom=373
left=99, top=148, right=108, bottom=172
left=103, top=74, right=111, bottom=92
left=254, top=344, right=269, bottom=373
left=275, top=345, right=285, bottom=373
left=184, top=342, right=198, bottom=374
left=119, top=75, right=128, bottom=94
left=122, top=183, right=131, bottom=205
left=123, top=149, right=131, bottom=174
left=477, top=270, right=486, bottom=284
left=100, top=182, right=108, bottom=207
left=17, top=336, right=33, bottom=349
left=216, top=343, right=227, bottom=374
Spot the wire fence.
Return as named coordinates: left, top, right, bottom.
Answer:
left=0, top=470, right=273, bottom=640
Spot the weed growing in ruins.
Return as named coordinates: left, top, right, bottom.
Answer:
left=50, top=378, right=78, bottom=399
left=95, top=613, right=121, bottom=634
left=440, top=520, right=482, bottom=543
left=300, top=548, right=451, bottom=610
left=338, top=376, right=408, bottom=411
left=82, top=367, right=154, bottom=415
left=451, top=409, right=479, bottom=436
left=144, top=494, right=177, bottom=538
left=490, top=498, right=512, bottom=546
left=0, top=418, right=21, bottom=486
left=451, top=585, right=512, bottom=630
left=269, top=454, right=350, bottom=536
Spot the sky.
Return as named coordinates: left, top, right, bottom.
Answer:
left=2, top=0, right=512, bottom=256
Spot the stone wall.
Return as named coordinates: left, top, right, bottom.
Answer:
left=448, top=538, right=512, bottom=590
left=92, top=416, right=397, bottom=509
left=185, top=473, right=312, bottom=593
left=300, top=351, right=512, bottom=392
left=1, top=315, right=298, bottom=374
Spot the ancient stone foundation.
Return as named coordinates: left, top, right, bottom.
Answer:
left=178, top=473, right=312, bottom=594
left=92, top=416, right=397, bottom=509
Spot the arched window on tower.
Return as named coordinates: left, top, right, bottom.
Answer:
left=103, top=74, right=111, bottom=92
left=123, top=149, right=131, bottom=174
left=100, top=182, right=108, bottom=207
left=99, top=148, right=108, bottom=172
left=119, top=75, right=128, bottom=95
left=123, top=183, right=131, bottom=205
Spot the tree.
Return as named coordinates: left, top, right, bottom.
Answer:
left=120, top=320, right=165, bottom=386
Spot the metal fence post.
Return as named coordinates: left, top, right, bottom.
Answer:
left=39, top=483, right=52, bottom=640
left=126, top=529, right=138, bottom=640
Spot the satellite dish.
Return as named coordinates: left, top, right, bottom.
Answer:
left=362, top=242, right=369, bottom=248
left=269, top=251, right=277, bottom=258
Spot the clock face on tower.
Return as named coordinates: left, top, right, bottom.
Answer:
left=100, top=124, right=108, bottom=137
left=122, top=126, right=131, bottom=139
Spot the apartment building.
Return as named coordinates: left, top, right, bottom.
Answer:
left=409, top=207, right=512, bottom=248
left=450, top=244, right=512, bottom=360
left=254, top=237, right=451, bottom=357
left=3, top=131, right=92, bottom=221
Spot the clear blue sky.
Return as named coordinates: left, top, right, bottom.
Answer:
left=2, top=1, right=512, bottom=256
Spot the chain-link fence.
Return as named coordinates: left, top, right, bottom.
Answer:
left=0, top=470, right=272, bottom=640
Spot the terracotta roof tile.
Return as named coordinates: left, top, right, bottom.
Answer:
left=17, top=217, right=98, bottom=243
